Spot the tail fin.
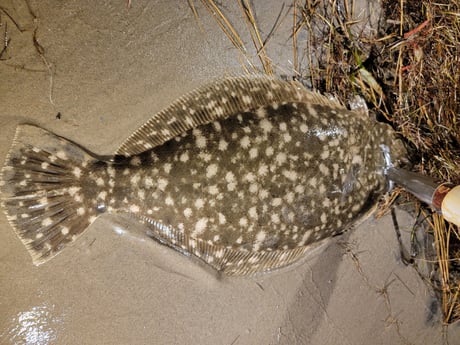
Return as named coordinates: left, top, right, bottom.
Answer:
left=0, top=125, right=99, bottom=265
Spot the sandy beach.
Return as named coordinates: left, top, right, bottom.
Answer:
left=1, top=1, right=459, bottom=344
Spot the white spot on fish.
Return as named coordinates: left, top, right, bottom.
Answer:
left=179, top=152, right=189, bottom=162
left=283, top=133, right=292, bottom=142
left=319, top=163, right=330, bottom=176
left=184, top=208, right=192, bottom=218
left=218, top=213, right=226, bottom=224
left=259, top=189, right=269, bottom=199
left=208, top=185, right=219, bottom=195
left=195, top=199, right=204, bottom=209
left=271, top=214, right=280, bottom=224
left=215, top=248, right=224, bottom=258
left=227, top=182, right=236, bottom=192
left=320, top=213, right=327, bottom=223
left=244, top=172, right=256, bottom=182
left=351, top=203, right=361, bottom=212
left=144, top=177, right=154, bottom=188
left=41, top=218, right=53, bottom=227
left=206, top=164, right=218, bottom=178
left=256, top=231, right=266, bottom=243
left=318, top=184, right=326, bottom=194
left=240, top=136, right=250, bottom=149
left=260, top=119, right=273, bottom=133
left=276, top=152, right=287, bottom=165
left=258, top=164, right=268, bottom=176
left=198, top=153, right=212, bottom=162
left=68, top=187, right=81, bottom=195
left=194, top=218, right=208, bottom=235
left=130, top=156, right=142, bottom=166
left=163, top=163, right=172, bottom=174
left=55, top=151, right=67, bottom=160
left=282, top=170, right=298, bottom=181
left=286, top=192, right=295, bottom=203
left=307, top=104, right=318, bottom=116
left=194, top=129, right=206, bottom=148
left=242, top=95, right=252, bottom=104
left=73, top=167, right=82, bottom=178
left=256, top=107, right=266, bottom=118
left=249, top=183, right=258, bottom=194
left=137, top=189, right=145, bottom=200
left=225, top=172, right=235, bottom=183
left=218, top=139, right=228, bottom=151
left=130, top=205, right=140, bottom=213
left=107, top=166, right=115, bottom=178
left=214, top=104, right=224, bottom=116
left=158, top=178, right=168, bottom=191
left=352, top=155, right=363, bottom=165
left=271, top=198, right=282, bottom=207
left=308, top=177, right=317, bottom=187
left=97, top=191, right=107, bottom=200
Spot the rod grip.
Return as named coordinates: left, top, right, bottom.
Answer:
left=441, top=186, right=460, bottom=227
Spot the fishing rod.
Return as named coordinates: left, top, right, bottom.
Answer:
left=381, top=144, right=460, bottom=227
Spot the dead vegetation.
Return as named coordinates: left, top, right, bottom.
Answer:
left=190, top=0, right=460, bottom=324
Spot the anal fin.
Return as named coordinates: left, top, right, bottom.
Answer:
left=129, top=213, right=311, bottom=276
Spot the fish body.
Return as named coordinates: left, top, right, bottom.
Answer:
left=0, top=76, right=405, bottom=275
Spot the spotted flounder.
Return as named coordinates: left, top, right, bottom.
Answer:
left=0, top=75, right=405, bottom=275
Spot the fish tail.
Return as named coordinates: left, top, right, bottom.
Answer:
left=0, top=125, right=99, bottom=265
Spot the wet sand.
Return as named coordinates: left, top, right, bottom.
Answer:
left=1, top=1, right=459, bottom=344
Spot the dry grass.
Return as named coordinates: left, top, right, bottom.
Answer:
left=188, top=0, right=282, bottom=74
left=191, top=0, right=460, bottom=323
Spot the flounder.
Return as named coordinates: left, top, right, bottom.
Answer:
left=0, top=75, right=405, bottom=275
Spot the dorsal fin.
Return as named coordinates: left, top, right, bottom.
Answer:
left=115, top=75, right=345, bottom=156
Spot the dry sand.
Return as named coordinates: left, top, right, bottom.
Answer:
left=1, top=1, right=459, bottom=344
